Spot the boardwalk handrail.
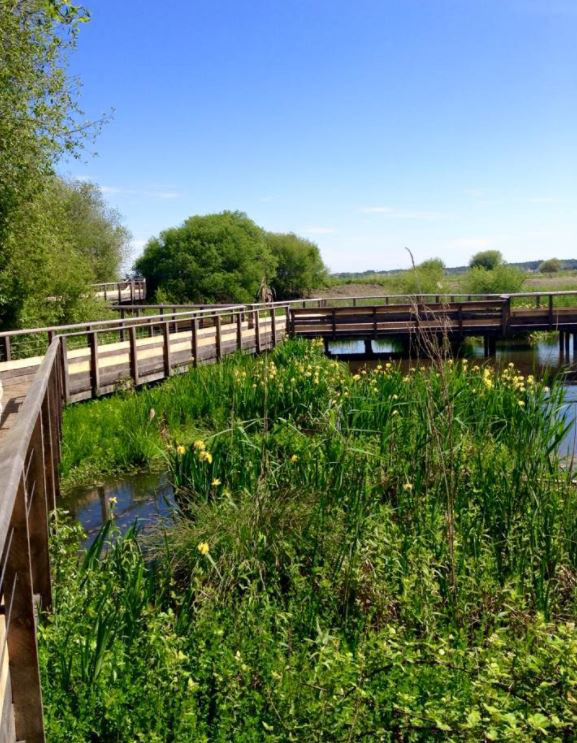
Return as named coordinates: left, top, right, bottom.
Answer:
left=0, top=338, right=63, bottom=743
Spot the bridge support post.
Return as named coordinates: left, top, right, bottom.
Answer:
left=565, top=331, right=570, bottom=357
left=483, top=335, right=489, bottom=358
left=364, top=339, right=372, bottom=356
left=559, top=331, right=564, bottom=357
left=573, top=332, right=577, bottom=359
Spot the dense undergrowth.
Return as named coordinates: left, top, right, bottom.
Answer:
left=43, top=340, right=577, bottom=741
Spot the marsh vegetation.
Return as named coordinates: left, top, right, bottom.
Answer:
left=39, top=340, right=577, bottom=741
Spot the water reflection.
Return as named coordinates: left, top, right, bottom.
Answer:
left=62, top=471, right=174, bottom=545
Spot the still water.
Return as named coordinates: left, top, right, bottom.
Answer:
left=67, top=336, right=577, bottom=538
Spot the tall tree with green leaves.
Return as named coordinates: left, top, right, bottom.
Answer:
left=135, top=212, right=277, bottom=304
left=265, top=232, right=327, bottom=299
left=0, top=0, right=102, bottom=328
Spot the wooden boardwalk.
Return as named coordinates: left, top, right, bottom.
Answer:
left=2, top=290, right=577, bottom=742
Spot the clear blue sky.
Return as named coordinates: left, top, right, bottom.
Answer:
left=63, top=0, right=577, bottom=273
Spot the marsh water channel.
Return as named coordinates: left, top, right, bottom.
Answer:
left=66, top=335, right=577, bottom=541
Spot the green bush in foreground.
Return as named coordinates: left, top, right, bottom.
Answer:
left=48, top=341, right=577, bottom=741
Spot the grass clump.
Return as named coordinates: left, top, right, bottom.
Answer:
left=45, top=340, right=577, bottom=741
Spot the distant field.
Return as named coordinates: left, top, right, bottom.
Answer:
left=319, top=270, right=577, bottom=299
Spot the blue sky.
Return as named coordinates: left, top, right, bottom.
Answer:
left=63, top=0, right=577, bottom=273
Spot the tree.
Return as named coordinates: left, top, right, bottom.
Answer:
left=266, top=232, right=327, bottom=299
left=135, top=212, right=277, bottom=304
left=469, top=250, right=503, bottom=270
left=0, top=0, right=101, bottom=328
left=56, top=179, right=130, bottom=281
left=539, top=258, right=562, bottom=274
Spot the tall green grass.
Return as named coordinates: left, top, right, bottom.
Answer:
left=48, top=340, right=577, bottom=741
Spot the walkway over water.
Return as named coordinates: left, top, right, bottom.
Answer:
left=1, top=290, right=577, bottom=741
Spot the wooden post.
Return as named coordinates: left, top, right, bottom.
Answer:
left=565, top=330, right=570, bottom=356
left=1, top=335, right=12, bottom=362
left=60, top=336, right=70, bottom=403
left=129, top=325, right=139, bottom=385
left=41, top=386, right=57, bottom=513
left=352, top=297, right=357, bottom=307
left=88, top=331, right=100, bottom=398
left=270, top=308, right=277, bottom=347
left=573, top=332, right=577, bottom=360
left=27, top=417, right=52, bottom=609
left=501, top=296, right=511, bottom=336
left=162, top=322, right=171, bottom=376
left=254, top=309, right=261, bottom=353
left=236, top=312, right=243, bottom=350
left=332, top=308, right=337, bottom=340
left=483, top=335, right=489, bottom=358
left=215, top=315, right=222, bottom=360
left=130, top=281, right=134, bottom=303
left=536, top=294, right=541, bottom=308
left=117, top=284, right=122, bottom=304
left=119, top=308, right=126, bottom=342
left=458, top=304, right=463, bottom=332
left=4, top=478, right=46, bottom=743
left=373, top=307, right=377, bottom=339
left=192, top=318, right=199, bottom=367
left=549, top=294, right=554, bottom=326
left=560, top=330, right=564, bottom=356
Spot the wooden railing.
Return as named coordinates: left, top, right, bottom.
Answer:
left=0, top=339, right=64, bottom=743
left=91, top=279, right=146, bottom=304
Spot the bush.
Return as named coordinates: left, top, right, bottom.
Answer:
left=463, top=264, right=524, bottom=294
left=135, top=211, right=276, bottom=304
left=266, top=232, right=327, bottom=299
left=539, top=258, right=562, bottom=273
left=469, top=250, right=503, bottom=270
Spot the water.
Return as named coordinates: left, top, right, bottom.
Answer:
left=66, top=336, right=577, bottom=537
left=62, top=471, right=174, bottom=545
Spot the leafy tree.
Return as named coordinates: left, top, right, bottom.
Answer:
left=266, top=232, right=327, bottom=299
left=539, top=258, right=562, bottom=274
left=0, top=0, right=102, bottom=328
left=463, top=264, right=524, bottom=294
left=469, top=250, right=503, bottom=270
left=135, top=212, right=276, bottom=304
left=57, top=179, right=130, bottom=281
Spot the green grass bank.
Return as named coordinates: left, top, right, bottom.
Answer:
left=43, top=340, right=577, bottom=741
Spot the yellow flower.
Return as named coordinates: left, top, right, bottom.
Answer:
left=290, top=454, right=299, bottom=463
left=109, top=496, right=118, bottom=506
left=197, top=542, right=210, bottom=555
left=199, top=450, right=213, bottom=464
left=518, top=400, right=525, bottom=407
left=211, top=478, right=221, bottom=486
left=402, top=482, right=413, bottom=492
left=193, top=439, right=206, bottom=450
left=176, top=445, right=186, bottom=456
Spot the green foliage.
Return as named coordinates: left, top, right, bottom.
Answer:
left=56, top=179, right=130, bottom=282
left=539, top=258, right=562, bottom=274
left=48, top=342, right=577, bottom=740
left=463, top=264, right=524, bottom=295
left=266, top=232, right=328, bottom=299
left=469, top=250, right=503, bottom=270
left=0, top=2, right=123, bottom=330
left=391, top=258, right=446, bottom=295
left=135, top=211, right=276, bottom=304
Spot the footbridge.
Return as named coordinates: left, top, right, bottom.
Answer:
left=0, top=290, right=577, bottom=740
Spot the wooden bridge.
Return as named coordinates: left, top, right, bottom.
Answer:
left=1, top=290, right=577, bottom=741
left=91, top=278, right=146, bottom=304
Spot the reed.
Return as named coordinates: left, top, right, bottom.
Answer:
left=45, top=339, right=577, bottom=741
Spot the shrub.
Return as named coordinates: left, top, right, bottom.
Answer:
left=463, top=264, right=524, bottom=294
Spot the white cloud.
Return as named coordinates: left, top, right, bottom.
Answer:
left=359, top=206, right=448, bottom=221
left=79, top=181, right=181, bottom=200
left=302, top=226, right=336, bottom=235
